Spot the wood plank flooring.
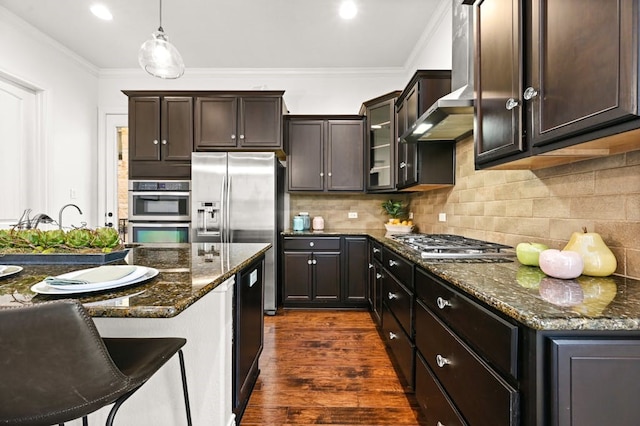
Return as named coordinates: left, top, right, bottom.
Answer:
left=241, top=310, right=426, bottom=425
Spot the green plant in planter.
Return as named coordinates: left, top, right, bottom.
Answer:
left=381, top=199, right=406, bottom=222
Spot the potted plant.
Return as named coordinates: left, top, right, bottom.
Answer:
left=381, top=199, right=406, bottom=223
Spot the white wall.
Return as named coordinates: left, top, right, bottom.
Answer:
left=0, top=7, right=99, bottom=228
left=1, top=2, right=452, bottom=228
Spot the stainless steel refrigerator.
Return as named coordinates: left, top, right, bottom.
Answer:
left=191, top=152, right=284, bottom=315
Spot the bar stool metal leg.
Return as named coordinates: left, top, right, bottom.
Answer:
left=178, top=349, right=193, bottom=426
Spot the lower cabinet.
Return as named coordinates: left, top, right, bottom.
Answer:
left=548, top=337, right=640, bottom=426
left=233, top=255, right=264, bottom=421
left=367, top=240, right=384, bottom=325
left=281, top=235, right=367, bottom=308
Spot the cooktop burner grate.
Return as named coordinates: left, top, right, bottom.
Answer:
left=390, top=234, right=514, bottom=260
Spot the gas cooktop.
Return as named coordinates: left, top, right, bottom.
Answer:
left=390, top=234, right=515, bottom=262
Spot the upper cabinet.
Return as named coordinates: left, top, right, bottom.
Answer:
left=475, top=0, right=640, bottom=170
left=194, top=93, right=285, bottom=153
left=360, top=91, right=401, bottom=192
left=126, top=94, right=193, bottom=179
left=286, top=116, right=365, bottom=193
left=395, top=71, right=455, bottom=191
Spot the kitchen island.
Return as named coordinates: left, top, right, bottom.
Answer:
left=0, top=242, right=270, bottom=426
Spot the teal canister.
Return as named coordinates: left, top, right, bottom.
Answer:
left=293, top=215, right=304, bottom=231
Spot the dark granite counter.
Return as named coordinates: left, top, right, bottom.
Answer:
left=0, top=242, right=270, bottom=318
left=284, top=229, right=640, bottom=331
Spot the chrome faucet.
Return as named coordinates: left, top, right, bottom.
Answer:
left=58, top=204, right=83, bottom=230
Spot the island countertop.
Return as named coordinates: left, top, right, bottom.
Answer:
left=0, top=242, right=270, bottom=318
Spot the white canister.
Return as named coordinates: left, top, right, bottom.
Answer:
left=312, top=216, right=325, bottom=231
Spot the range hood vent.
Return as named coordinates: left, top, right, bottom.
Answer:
left=402, top=0, right=475, bottom=143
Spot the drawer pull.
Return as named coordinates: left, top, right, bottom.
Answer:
left=376, top=273, right=382, bottom=279
left=309, top=241, right=314, bottom=247
left=437, top=422, right=445, bottom=426
left=373, top=247, right=381, bottom=253
left=307, top=259, right=312, bottom=265
left=389, top=332, right=398, bottom=340
left=388, top=259, right=398, bottom=267
left=436, top=354, right=451, bottom=368
left=368, top=263, right=373, bottom=269
left=312, top=259, right=317, bottom=265
left=388, top=292, right=398, bottom=300
left=436, top=297, right=451, bottom=310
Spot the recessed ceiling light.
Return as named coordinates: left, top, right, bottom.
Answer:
left=90, top=4, right=113, bottom=21
left=339, top=1, right=357, bottom=20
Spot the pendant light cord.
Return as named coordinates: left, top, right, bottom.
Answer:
left=158, top=0, right=164, bottom=32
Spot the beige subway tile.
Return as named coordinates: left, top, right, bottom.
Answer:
left=627, top=249, right=640, bottom=280
left=542, top=172, right=595, bottom=197
left=494, top=179, right=549, bottom=200
left=595, top=221, right=640, bottom=250
left=595, top=164, right=640, bottom=195
left=627, top=150, right=640, bottom=166
left=569, top=195, right=626, bottom=220
left=549, top=219, right=595, bottom=241
left=484, top=200, right=506, bottom=217
left=531, top=197, right=571, bottom=218
left=505, top=199, right=533, bottom=217
left=628, top=195, right=640, bottom=221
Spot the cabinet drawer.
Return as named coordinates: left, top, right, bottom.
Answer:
left=283, top=237, right=340, bottom=251
left=418, top=305, right=518, bottom=426
left=415, top=352, right=467, bottom=426
left=415, top=268, right=518, bottom=379
left=370, top=241, right=383, bottom=262
left=382, top=247, right=413, bottom=288
left=382, top=304, right=415, bottom=389
left=383, top=272, right=413, bottom=337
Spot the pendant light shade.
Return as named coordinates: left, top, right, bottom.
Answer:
left=138, top=0, right=184, bottom=79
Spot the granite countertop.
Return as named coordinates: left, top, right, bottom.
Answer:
left=0, top=242, right=270, bottom=318
left=283, top=228, right=640, bottom=332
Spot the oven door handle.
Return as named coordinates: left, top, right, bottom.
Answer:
left=130, top=191, right=190, bottom=197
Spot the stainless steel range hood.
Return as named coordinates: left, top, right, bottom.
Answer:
left=402, top=0, right=475, bottom=143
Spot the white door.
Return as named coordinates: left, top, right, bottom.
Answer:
left=99, top=113, right=128, bottom=233
left=0, top=78, right=40, bottom=227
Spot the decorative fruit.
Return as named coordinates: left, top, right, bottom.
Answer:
left=539, top=249, right=584, bottom=279
left=572, top=276, right=618, bottom=316
left=539, top=277, right=584, bottom=307
left=516, top=242, right=549, bottom=266
left=516, top=265, right=546, bottom=289
left=563, top=227, right=617, bottom=277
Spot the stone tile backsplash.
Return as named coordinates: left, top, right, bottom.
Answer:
left=289, top=136, right=640, bottom=279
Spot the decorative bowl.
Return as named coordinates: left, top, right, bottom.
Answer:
left=384, top=224, right=414, bottom=233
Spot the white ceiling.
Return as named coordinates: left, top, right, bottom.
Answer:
left=0, top=0, right=447, bottom=70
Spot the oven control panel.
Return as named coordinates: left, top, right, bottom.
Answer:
left=130, top=180, right=190, bottom=191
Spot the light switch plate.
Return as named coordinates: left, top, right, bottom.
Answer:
left=438, top=212, right=447, bottom=222
left=348, top=212, right=358, bottom=219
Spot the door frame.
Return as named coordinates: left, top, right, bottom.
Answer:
left=97, top=108, right=127, bottom=229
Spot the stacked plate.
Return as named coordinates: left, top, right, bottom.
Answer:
left=31, top=265, right=159, bottom=295
left=0, top=265, right=23, bottom=279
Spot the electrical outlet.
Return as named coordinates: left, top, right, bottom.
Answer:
left=438, top=212, right=447, bottom=222
left=408, top=212, right=414, bottom=219
left=348, top=212, right=358, bottom=219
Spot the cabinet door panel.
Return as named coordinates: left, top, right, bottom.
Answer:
left=327, top=120, right=364, bottom=191
left=530, top=0, right=637, bottom=146
left=287, top=121, right=324, bottom=191
left=475, top=0, right=525, bottom=164
left=314, top=252, right=340, bottom=300
left=239, top=97, right=282, bottom=148
left=549, top=338, right=640, bottom=426
left=129, top=97, right=160, bottom=161
left=195, top=96, right=238, bottom=148
left=283, top=251, right=312, bottom=301
left=344, top=237, right=367, bottom=303
left=162, top=97, right=193, bottom=161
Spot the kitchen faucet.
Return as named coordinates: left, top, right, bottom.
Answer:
left=58, top=204, right=83, bottom=230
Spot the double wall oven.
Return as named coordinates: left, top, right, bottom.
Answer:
left=128, top=180, right=191, bottom=243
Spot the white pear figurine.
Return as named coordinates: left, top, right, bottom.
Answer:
left=563, top=227, right=617, bottom=277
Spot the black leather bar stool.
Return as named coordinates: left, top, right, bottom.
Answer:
left=0, top=299, right=192, bottom=425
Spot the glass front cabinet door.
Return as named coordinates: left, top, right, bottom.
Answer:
left=360, top=91, right=401, bottom=192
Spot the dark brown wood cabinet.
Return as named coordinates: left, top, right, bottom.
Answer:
left=194, top=93, right=284, bottom=151
left=548, top=337, right=640, bottom=426
left=368, top=240, right=383, bottom=325
left=395, top=71, right=454, bottom=190
left=343, top=236, right=368, bottom=305
left=282, top=236, right=341, bottom=306
left=126, top=95, right=193, bottom=179
left=475, top=0, right=640, bottom=170
left=360, top=91, right=401, bottom=192
left=286, top=116, right=365, bottom=193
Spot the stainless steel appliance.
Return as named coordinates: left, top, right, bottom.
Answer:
left=128, top=180, right=191, bottom=243
left=191, top=152, right=284, bottom=315
left=390, top=234, right=514, bottom=262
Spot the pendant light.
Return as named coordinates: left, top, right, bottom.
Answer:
left=138, top=0, right=185, bottom=79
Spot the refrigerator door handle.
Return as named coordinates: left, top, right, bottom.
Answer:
left=226, top=175, right=232, bottom=243
left=221, top=174, right=227, bottom=243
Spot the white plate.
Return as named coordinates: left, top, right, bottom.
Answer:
left=46, top=265, right=149, bottom=290
left=0, top=265, right=23, bottom=279
left=31, top=267, right=159, bottom=295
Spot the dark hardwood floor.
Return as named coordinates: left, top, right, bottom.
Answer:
left=241, top=310, right=426, bottom=425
